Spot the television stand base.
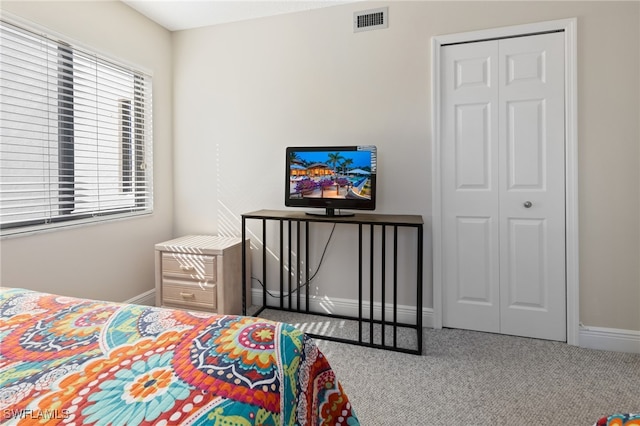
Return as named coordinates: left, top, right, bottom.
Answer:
left=305, top=208, right=354, bottom=217
left=241, top=209, right=424, bottom=355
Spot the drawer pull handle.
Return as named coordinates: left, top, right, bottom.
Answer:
left=180, top=292, right=195, bottom=299
left=180, top=265, right=196, bottom=272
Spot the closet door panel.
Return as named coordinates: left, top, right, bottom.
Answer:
left=441, top=41, right=500, bottom=333
left=498, top=32, right=566, bottom=341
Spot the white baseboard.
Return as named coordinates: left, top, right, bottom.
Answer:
left=579, top=325, right=640, bottom=354
left=127, top=289, right=639, bottom=355
left=124, top=288, right=156, bottom=307
left=128, top=288, right=433, bottom=325
left=250, top=288, right=434, bottom=328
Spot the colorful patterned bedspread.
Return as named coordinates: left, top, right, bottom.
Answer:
left=0, top=287, right=359, bottom=425
left=595, top=414, right=640, bottom=426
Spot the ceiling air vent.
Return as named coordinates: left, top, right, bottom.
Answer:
left=353, top=7, right=388, bottom=33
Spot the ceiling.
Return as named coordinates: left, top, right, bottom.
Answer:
left=121, top=0, right=357, bottom=31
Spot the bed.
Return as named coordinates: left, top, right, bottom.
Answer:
left=595, top=414, right=640, bottom=426
left=0, top=287, right=359, bottom=425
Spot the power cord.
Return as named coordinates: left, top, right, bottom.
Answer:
left=251, top=222, right=336, bottom=299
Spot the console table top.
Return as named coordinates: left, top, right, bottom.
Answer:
left=242, top=209, right=423, bottom=226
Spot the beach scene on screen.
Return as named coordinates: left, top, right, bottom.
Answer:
left=289, top=150, right=375, bottom=200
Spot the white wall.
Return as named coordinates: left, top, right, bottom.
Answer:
left=0, top=1, right=174, bottom=302
left=172, top=3, right=432, bottom=309
left=172, top=1, right=640, bottom=331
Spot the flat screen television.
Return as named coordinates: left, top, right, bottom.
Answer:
left=285, top=145, right=377, bottom=216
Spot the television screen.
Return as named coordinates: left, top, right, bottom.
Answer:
left=285, top=145, right=377, bottom=216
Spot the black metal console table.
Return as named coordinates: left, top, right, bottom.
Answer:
left=241, top=209, right=423, bottom=355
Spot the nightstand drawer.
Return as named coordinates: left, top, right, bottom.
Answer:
left=161, top=253, right=216, bottom=282
left=162, top=279, right=217, bottom=309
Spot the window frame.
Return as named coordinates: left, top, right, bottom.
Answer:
left=0, top=16, right=154, bottom=237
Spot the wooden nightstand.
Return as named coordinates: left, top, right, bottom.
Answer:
left=154, top=235, right=251, bottom=315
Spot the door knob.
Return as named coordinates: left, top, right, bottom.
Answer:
left=523, top=201, right=532, bottom=208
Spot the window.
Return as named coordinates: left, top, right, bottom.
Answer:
left=0, top=19, right=153, bottom=235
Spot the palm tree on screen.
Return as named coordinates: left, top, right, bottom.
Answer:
left=327, top=152, right=345, bottom=194
left=341, top=158, right=353, bottom=175
left=327, top=153, right=344, bottom=175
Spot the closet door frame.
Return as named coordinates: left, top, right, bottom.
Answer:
left=431, top=18, right=579, bottom=345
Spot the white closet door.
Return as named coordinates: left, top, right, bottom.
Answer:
left=441, top=32, right=566, bottom=341
left=441, top=40, right=501, bottom=333
left=498, top=33, right=566, bottom=341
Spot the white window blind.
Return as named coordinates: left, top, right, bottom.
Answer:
left=0, top=19, right=153, bottom=235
